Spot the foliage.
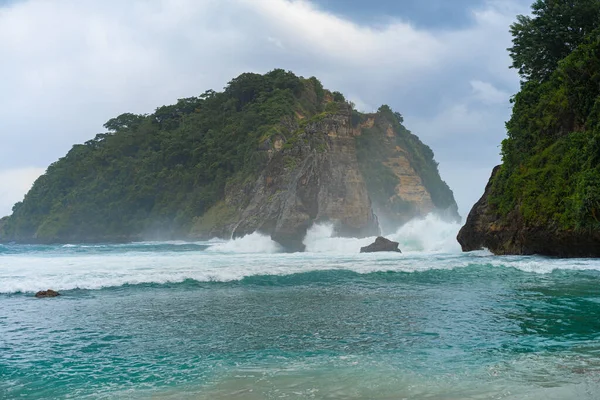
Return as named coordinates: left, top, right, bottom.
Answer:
left=2, top=69, right=317, bottom=242
left=491, top=12, right=600, bottom=231
left=190, top=201, right=238, bottom=235
left=508, top=0, right=600, bottom=83
left=332, top=91, right=345, bottom=102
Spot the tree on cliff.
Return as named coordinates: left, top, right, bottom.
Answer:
left=489, top=0, right=600, bottom=233
left=509, top=0, right=600, bottom=83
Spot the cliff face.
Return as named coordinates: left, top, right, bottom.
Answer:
left=225, top=106, right=379, bottom=251
left=458, top=167, right=600, bottom=257
left=355, top=110, right=459, bottom=233
left=1, top=70, right=458, bottom=249
left=191, top=105, right=458, bottom=251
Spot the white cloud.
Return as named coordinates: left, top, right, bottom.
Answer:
left=0, top=0, right=529, bottom=217
left=470, top=80, right=510, bottom=104
left=0, top=167, right=45, bottom=217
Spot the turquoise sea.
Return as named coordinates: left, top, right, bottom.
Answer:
left=1, top=216, right=600, bottom=399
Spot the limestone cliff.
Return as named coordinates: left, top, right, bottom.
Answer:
left=354, top=108, right=459, bottom=233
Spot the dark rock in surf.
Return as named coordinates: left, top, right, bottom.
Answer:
left=360, top=236, right=401, bottom=253
left=457, top=166, right=600, bottom=257
left=35, top=289, right=60, bottom=298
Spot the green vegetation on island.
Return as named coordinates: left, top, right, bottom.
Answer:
left=1, top=70, right=456, bottom=244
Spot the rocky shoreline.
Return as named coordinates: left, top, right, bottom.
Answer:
left=457, top=166, right=600, bottom=257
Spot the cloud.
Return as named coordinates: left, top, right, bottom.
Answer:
left=470, top=80, right=511, bottom=104
left=0, top=167, right=44, bottom=217
left=0, top=0, right=530, bottom=217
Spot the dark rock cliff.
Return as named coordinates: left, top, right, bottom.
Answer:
left=457, top=166, right=600, bottom=257
left=229, top=106, right=379, bottom=251
left=192, top=104, right=458, bottom=251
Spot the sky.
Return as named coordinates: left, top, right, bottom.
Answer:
left=0, top=0, right=531, bottom=218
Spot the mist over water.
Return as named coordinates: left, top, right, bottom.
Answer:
left=1, top=214, right=600, bottom=294
left=206, top=232, right=283, bottom=254
left=2, top=214, right=600, bottom=399
left=304, top=214, right=462, bottom=254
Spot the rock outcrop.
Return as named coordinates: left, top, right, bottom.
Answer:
left=360, top=237, right=402, bottom=253
left=229, top=106, right=379, bottom=251
left=457, top=166, right=600, bottom=257
left=195, top=103, right=458, bottom=251
left=35, top=289, right=60, bottom=298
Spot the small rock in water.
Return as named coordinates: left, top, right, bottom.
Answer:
left=360, top=236, right=402, bottom=253
left=35, top=289, right=60, bottom=298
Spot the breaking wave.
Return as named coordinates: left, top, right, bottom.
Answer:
left=2, top=247, right=600, bottom=294
left=2, top=214, right=600, bottom=294
left=205, top=232, right=283, bottom=254
left=303, top=214, right=462, bottom=254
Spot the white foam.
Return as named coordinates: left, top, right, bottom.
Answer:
left=303, top=223, right=374, bottom=253
left=206, top=232, right=283, bottom=254
left=302, top=213, right=462, bottom=254
left=388, top=214, right=462, bottom=253
left=2, top=249, right=600, bottom=294
left=2, top=213, right=600, bottom=294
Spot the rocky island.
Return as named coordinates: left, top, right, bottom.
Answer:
left=458, top=1, right=600, bottom=257
left=0, top=70, right=458, bottom=251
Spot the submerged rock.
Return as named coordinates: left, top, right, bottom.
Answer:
left=360, top=236, right=402, bottom=253
left=35, top=289, right=60, bottom=298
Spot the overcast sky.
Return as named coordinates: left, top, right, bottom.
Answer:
left=0, top=0, right=531, bottom=218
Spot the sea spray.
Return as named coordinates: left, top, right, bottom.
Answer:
left=206, top=232, right=283, bottom=254
left=303, top=223, right=374, bottom=253
left=303, top=213, right=462, bottom=254
left=388, top=214, right=463, bottom=253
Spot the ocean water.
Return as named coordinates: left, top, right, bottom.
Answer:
left=1, top=215, right=600, bottom=399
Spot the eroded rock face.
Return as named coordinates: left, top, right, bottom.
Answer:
left=457, top=166, right=600, bottom=257
left=35, top=289, right=60, bottom=298
left=231, top=106, right=379, bottom=251
left=457, top=166, right=501, bottom=253
left=360, top=236, right=402, bottom=253
left=383, top=146, right=434, bottom=216
left=355, top=113, right=459, bottom=233
left=193, top=105, right=459, bottom=252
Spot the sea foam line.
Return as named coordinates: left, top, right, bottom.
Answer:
left=2, top=214, right=600, bottom=294
left=2, top=250, right=600, bottom=294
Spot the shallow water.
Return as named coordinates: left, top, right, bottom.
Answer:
left=1, top=216, right=600, bottom=399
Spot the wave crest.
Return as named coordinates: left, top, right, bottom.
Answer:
left=303, top=214, right=462, bottom=254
